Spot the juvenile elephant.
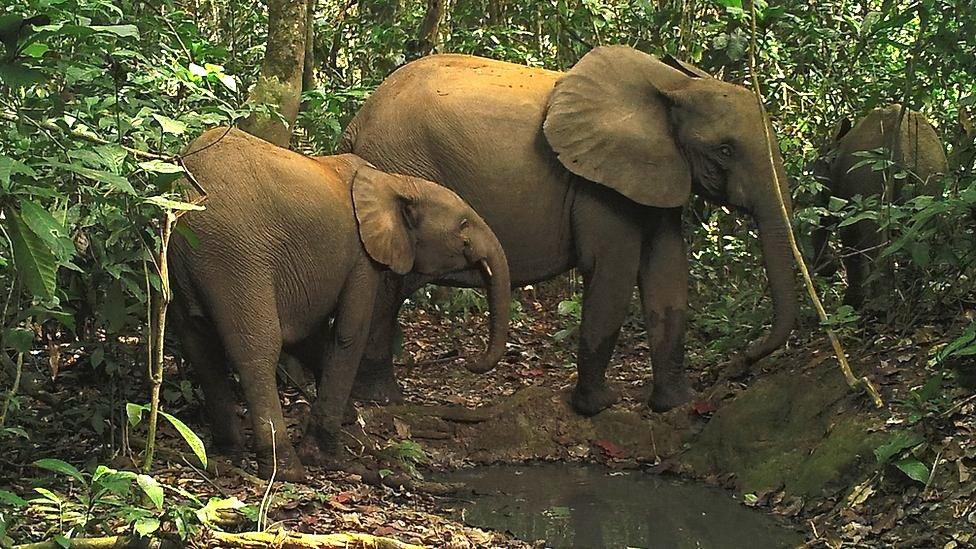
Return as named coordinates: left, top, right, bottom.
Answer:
left=811, top=104, right=948, bottom=308
left=170, top=128, right=510, bottom=480
left=339, top=46, right=799, bottom=416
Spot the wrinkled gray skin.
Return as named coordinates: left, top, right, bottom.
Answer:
left=170, top=128, right=510, bottom=481
left=811, top=104, right=948, bottom=308
left=339, top=46, right=799, bottom=416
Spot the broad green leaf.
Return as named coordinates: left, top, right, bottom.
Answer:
left=218, top=74, right=237, bottom=92
left=134, top=517, right=160, bottom=537
left=2, top=426, right=29, bottom=439
left=91, top=345, right=105, bottom=368
left=196, top=496, right=247, bottom=526
left=895, top=458, right=930, bottom=484
left=144, top=196, right=205, bottom=212
left=874, top=431, right=924, bottom=464
left=33, top=487, right=61, bottom=504
left=138, top=160, right=184, bottom=174
left=19, top=200, right=75, bottom=261
left=5, top=209, right=58, bottom=302
left=152, top=114, right=187, bottom=135
left=5, top=327, right=34, bottom=353
left=53, top=534, right=70, bottom=549
left=126, top=402, right=146, bottom=427
left=0, top=490, right=28, bottom=507
left=0, top=155, right=38, bottom=189
left=137, top=475, right=164, bottom=510
left=160, top=411, right=207, bottom=468
left=90, top=24, right=139, bottom=38
left=0, top=63, right=45, bottom=89
left=48, top=160, right=136, bottom=195
left=34, top=458, right=85, bottom=482
left=912, top=372, right=944, bottom=403
left=21, top=43, right=49, bottom=58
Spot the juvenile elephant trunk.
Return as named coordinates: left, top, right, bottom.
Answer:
left=741, top=208, right=798, bottom=364
left=465, top=231, right=511, bottom=374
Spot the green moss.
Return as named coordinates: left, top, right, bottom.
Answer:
left=684, top=361, right=885, bottom=497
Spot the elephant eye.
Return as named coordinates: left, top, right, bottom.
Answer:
left=718, top=144, right=734, bottom=157
left=459, top=218, right=469, bottom=230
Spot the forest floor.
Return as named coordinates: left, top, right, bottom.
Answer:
left=2, top=279, right=975, bottom=548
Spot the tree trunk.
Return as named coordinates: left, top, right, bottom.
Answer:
left=302, top=0, right=316, bottom=93
left=239, top=0, right=307, bottom=147
left=408, top=0, right=445, bottom=59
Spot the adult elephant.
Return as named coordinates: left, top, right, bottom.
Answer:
left=811, top=104, right=948, bottom=308
left=339, top=46, right=798, bottom=415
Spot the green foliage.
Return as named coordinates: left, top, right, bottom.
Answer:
left=554, top=296, right=582, bottom=342
left=23, top=461, right=174, bottom=540
left=378, top=439, right=429, bottom=479
left=126, top=402, right=208, bottom=468
left=874, top=430, right=931, bottom=485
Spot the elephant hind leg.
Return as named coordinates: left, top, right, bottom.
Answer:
left=176, top=310, right=243, bottom=456
left=207, top=288, right=304, bottom=482
left=352, top=274, right=426, bottom=404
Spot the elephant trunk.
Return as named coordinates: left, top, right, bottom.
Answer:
left=465, top=229, right=511, bottom=374
left=741, top=196, right=798, bottom=364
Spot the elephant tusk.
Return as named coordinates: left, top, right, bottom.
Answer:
left=479, top=258, right=493, bottom=278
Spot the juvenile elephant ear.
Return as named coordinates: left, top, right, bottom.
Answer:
left=833, top=117, right=853, bottom=142
left=662, top=53, right=712, bottom=79
left=352, top=165, right=419, bottom=275
left=543, top=45, right=693, bottom=208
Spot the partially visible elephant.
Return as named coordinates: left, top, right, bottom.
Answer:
left=339, top=46, right=799, bottom=416
left=811, top=104, right=948, bottom=308
left=170, top=128, right=510, bottom=481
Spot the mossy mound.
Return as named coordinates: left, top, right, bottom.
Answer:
left=683, top=359, right=886, bottom=498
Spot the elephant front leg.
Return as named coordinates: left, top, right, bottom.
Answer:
left=302, top=264, right=378, bottom=465
left=571, top=255, right=641, bottom=417
left=640, top=209, right=693, bottom=413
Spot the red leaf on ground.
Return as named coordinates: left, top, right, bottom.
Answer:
left=692, top=400, right=717, bottom=415
left=373, top=526, right=398, bottom=537
left=593, top=439, right=628, bottom=459
left=328, top=491, right=356, bottom=511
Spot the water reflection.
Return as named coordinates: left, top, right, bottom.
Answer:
left=437, top=464, right=802, bottom=549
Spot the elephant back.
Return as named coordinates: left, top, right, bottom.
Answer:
left=832, top=105, right=948, bottom=198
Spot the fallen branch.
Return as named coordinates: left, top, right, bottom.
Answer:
left=12, top=531, right=426, bottom=549
left=204, top=530, right=426, bottom=549
left=13, top=536, right=181, bottom=549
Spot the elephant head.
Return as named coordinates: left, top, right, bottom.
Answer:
left=543, top=45, right=797, bottom=364
left=352, top=164, right=511, bottom=373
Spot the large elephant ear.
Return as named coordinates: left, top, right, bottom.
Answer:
left=543, top=45, right=694, bottom=208
left=352, top=165, right=419, bottom=275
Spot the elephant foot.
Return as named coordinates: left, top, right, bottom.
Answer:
left=297, top=432, right=344, bottom=469
left=351, top=367, right=404, bottom=404
left=648, top=381, right=693, bottom=413
left=257, top=446, right=306, bottom=483
left=570, top=383, right=620, bottom=416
